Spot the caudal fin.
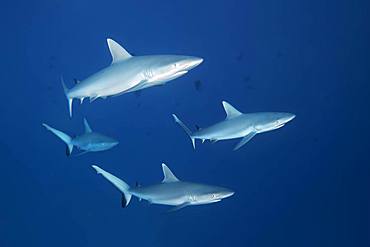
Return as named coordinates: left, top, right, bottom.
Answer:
left=92, top=165, right=132, bottom=207
left=42, top=123, right=74, bottom=156
left=172, top=114, right=195, bottom=149
left=61, top=76, right=73, bottom=118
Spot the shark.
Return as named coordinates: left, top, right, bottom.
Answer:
left=42, top=118, right=118, bottom=156
left=172, top=101, right=295, bottom=150
left=62, top=38, right=203, bottom=117
left=92, top=163, right=234, bottom=211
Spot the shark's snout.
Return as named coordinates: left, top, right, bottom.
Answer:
left=219, top=190, right=235, bottom=199
left=109, top=140, right=119, bottom=148
left=183, top=57, right=203, bottom=70
left=281, top=113, right=296, bottom=124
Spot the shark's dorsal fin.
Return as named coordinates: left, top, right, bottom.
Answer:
left=107, top=38, right=132, bottom=64
left=161, top=163, right=179, bottom=183
left=222, top=101, right=242, bottom=119
left=83, top=118, right=92, bottom=133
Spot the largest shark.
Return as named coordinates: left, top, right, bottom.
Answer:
left=62, top=38, right=203, bottom=117
left=92, top=163, right=234, bottom=211
left=172, top=101, right=295, bottom=150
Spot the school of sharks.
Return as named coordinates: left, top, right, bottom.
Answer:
left=42, top=38, right=295, bottom=212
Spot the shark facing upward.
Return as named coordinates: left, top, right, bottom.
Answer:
left=92, top=163, right=234, bottom=212
left=62, top=38, right=203, bottom=117
left=172, top=101, right=295, bottom=150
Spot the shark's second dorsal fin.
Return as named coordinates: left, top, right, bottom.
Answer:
left=161, top=163, right=179, bottom=183
left=107, top=38, right=132, bottom=64
left=222, top=101, right=242, bottom=119
left=83, top=118, right=92, bottom=133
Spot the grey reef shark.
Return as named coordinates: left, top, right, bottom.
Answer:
left=62, top=38, right=203, bottom=117
left=92, top=163, right=234, bottom=212
left=42, top=118, right=118, bottom=156
left=172, top=101, right=295, bottom=150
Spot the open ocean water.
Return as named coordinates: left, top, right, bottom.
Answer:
left=0, top=0, right=369, bottom=246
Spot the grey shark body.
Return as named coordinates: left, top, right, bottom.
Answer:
left=92, top=163, right=234, bottom=211
left=42, top=118, right=118, bottom=156
left=173, top=101, right=295, bottom=150
left=62, top=39, right=203, bottom=117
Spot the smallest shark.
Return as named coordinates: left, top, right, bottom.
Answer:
left=42, top=118, right=118, bottom=156
left=173, top=101, right=295, bottom=150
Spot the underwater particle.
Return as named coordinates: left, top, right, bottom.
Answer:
left=236, top=52, right=243, bottom=61
left=276, top=51, right=283, bottom=58
left=175, top=101, right=182, bottom=108
left=194, top=80, right=202, bottom=91
left=242, top=76, right=256, bottom=90
left=243, top=75, right=251, bottom=83
left=134, top=90, right=142, bottom=97
left=48, top=55, right=56, bottom=70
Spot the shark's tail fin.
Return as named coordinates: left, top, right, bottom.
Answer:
left=42, top=123, right=74, bottom=156
left=172, top=114, right=196, bottom=149
left=61, top=76, right=73, bottom=118
left=92, top=165, right=132, bottom=208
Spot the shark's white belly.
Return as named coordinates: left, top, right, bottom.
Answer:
left=195, top=124, right=254, bottom=140
left=130, top=183, right=192, bottom=206
left=68, top=62, right=146, bottom=98
left=132, top=192, right=188, bottom=206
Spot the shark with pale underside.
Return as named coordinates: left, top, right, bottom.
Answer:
left=42, top=118, right=118, bottom=156
left=62, top=38, right=203, bottom=117
left=92, top=163, right=234, bottom=211
left=172, top=101, right=295, bottom=150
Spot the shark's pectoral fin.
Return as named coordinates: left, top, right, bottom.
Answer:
left=111, top=80, right=148, bottom=98
left=168, top=202, right=190, bottom=212
left=126, top=80, right=148, bottom=93
left=233, top=132, right=257, bottom=151
left=73, top=150, right=90, bottom=157
left=83, top=118, right=92, bottom=133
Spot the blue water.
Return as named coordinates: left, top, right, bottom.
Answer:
left=1, top=0, right=369, bottom=246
